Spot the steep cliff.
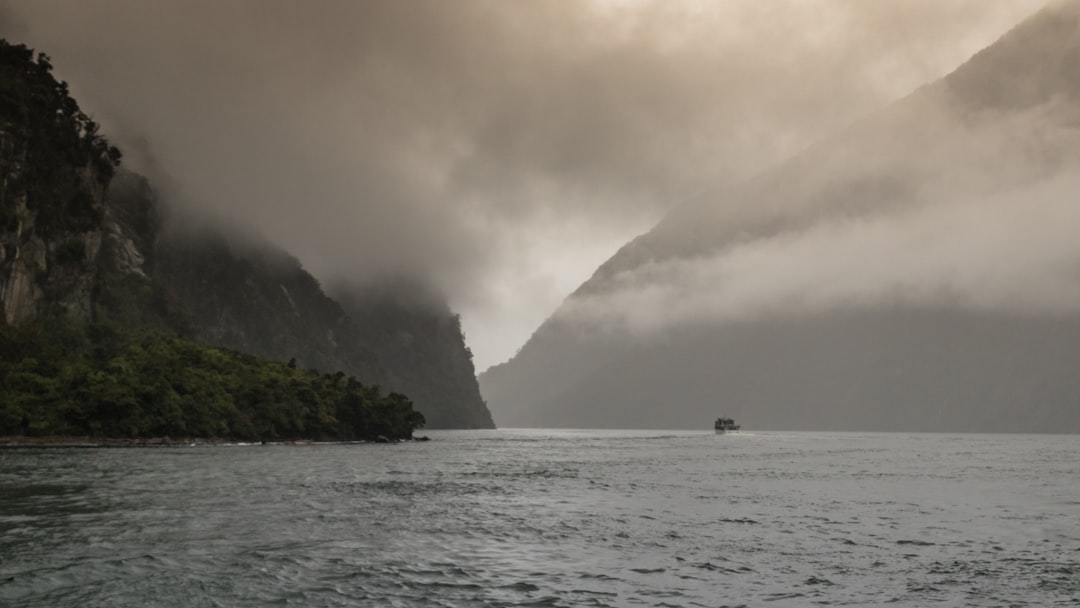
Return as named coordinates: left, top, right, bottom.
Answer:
left=0, top=43, right=120, bottom=326
left=144, top=217, right=493, bottom=428
left=149, top=215, right=388, bottom=390
left=137, top=196, right=492, bottom=428
left=332, top=282, right=494, bottom=429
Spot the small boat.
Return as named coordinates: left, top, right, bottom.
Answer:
left=714, top=417, right=740, bottom=433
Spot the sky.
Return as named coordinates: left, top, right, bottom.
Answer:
left=0, top=0, right=1048, bottom=370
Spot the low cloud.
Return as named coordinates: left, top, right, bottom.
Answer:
left=561, top=96, right=1080, bottom=335
left=563, top=178, right=1080, bottom=334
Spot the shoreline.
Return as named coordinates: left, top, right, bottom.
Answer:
left=0, top=435, right=430, bottom=449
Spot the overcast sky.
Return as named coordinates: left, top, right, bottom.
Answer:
left=0, top=0, right=1047, bottom=370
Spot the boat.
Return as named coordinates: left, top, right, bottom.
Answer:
left=714, top=417, right=740, bottom=433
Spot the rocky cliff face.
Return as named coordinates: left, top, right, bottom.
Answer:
left=0, top=156, right=162, bottom=327
left=332, top=283, right=494, bottom=429
left=0, top=43, right=119, bottom=327
left=0, top=188, right=101, bottom=325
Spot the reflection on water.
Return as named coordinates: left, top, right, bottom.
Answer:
left=1, top=430, right=1079, bottom=606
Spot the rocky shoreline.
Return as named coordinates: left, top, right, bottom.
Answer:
left=0, top=435, right=431, bottom=448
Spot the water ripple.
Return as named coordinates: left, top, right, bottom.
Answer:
left=1, top=430, right=1078, bottom=606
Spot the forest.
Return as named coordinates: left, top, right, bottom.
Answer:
left=0, top=320, right=425, bottom=441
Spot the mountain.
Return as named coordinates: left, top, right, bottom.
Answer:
left=480, top=0, right=1080, bottom=432
left=145, top=203, right=389, bottom=396
left=330, top=282, right=494, bottom=429
left=147, top=211, right=493, bottom=429
left=0, top=42, right=123, bottom=326
left=0, top=39, right=493, bottom=430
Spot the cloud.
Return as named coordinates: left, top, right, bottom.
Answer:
left=560, top=96, right=1080, bottom=335
left=0, top=0, right=1047, bottom=367
left=563, top=180, right=1080, bottom=334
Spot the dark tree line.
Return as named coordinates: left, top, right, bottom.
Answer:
left=0, top=321, right=426, bottom=441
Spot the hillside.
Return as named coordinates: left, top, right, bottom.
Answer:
left=480, top=0, right=1080, bottom=432
left=147, top=212, right=492, bottom=429
left=331, top=282, right=494, bottom=429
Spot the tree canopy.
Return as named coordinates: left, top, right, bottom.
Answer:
left=0, top=321, right=425, bottom=441
left=0, top=39, right=122, bottom=234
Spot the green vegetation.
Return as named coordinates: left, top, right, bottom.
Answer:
left=0, top=39, right=122, bottom=235
left=335, top=283, right=495, bottom=429
left=0, top=321, right=425, bottom=441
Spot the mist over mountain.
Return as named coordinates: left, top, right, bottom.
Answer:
left=481, top=0, right=1080, bottom=432
left=0, top=38, right=492, bottom=431
left=329, top=281, right=493, bottom=429
left=133, top=179, right=495, bottom=429
left=0, top=0, right=1045, bottom=369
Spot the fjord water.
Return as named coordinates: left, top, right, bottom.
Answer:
left=1, top=431, right=1078, bottom=607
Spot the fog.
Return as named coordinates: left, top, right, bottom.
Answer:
left=0, top=0, right=1046, bottom=369
left=562, top=174, right=1080, bottom=334
left=561, top=90, right=1080, bottom=334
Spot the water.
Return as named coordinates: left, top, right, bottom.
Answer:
left=1, top=430, right=1078, bottom=607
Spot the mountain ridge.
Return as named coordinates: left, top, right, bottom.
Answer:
left=480, top=0, right=1080, bottom=431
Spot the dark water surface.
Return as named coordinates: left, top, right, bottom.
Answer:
left=1, top=430, right=1078, bottom=607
